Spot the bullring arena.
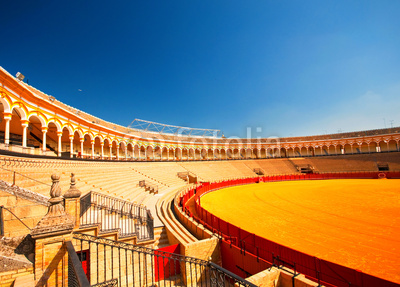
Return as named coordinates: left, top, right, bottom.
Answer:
left=199, top=179, right=400, bottom=283
left=0, top=66, right=400, bottom=287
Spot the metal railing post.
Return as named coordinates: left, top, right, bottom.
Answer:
left=66, top=241, right=90, bottom=287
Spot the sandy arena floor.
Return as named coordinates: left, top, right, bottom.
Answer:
left=200, top=179, right=400, bottom=284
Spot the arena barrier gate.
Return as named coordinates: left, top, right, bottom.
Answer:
left=178, top=171, right=400, bottom=287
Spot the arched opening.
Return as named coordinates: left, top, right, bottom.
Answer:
left=110, top=141, right=117, bottom=159
left=71, top=131, right=81, bottom=158
left=388, top=140, right=397, bottom=152
left=82, top=134, right=92, bottom=158
left=182, top=148, right=188, bottom=161
left=207, top=148, right=213, bottom=160
left=61, top=126, right=72, bottom=158
left=126, top=143, right=134, bottom=160
left=251, top=148, right=258, bottom=159
left=174, top=148, right=181, bottom=161
left=94, top=137, right=102, bottom=158
left=280, top=148, right=287, bottom=158
left=245, top=148, right=252, bottom=159
left=268, top=148, right=275, bottom=157
left=353, top=143, right=362, bottom=154
left=0, top=102, right=6, bottom=144
left=328, top=145, right=336, bottom=155
left=260, top=148, right=266, bottom=159
left=6, top=107, right=26, bottom=149
left=266, top=148, right=273, bottom=158
left=201, top=148, right=207, bottom=160
left=286, top=147, right=294, bottom=157
left=313, top=146, right=321, bottom=156
left=168, top=147, right=175, bottom=161
left=300, top=146, right=308, bottom=156
left=161, top=147, right=168, bottom=161
left=220, top=149, right=226, bottom=160
left=294, top=147, right=301, bottom=157
left=233, top=148, right=240, bottom=159
left=27, top=115, right=45, bottom=153
left=227, top=149, right=233, bottom=159
left=102, top=138, right=110, bottom=158
left=154, top=146, right=162, bottom=161
left=139, top=146, right=146, bottom=160
left=335, top=144, right=343, bottom=155
left=119, top=141, right=126, bottom=160
left=146, top=146, right=154, bottom=161
left=360, top=142, right=369, bottom=153
left=239, top=148, right=245, bottom=159
left=368, top=142, right=377, bottom=153
left=343, top=144, right=352, bottom=154
left=46, top=122, right=59, bottom=156
left=133, top=144, right=140, bottom=160
left=321, top=145, right=329, bottom=155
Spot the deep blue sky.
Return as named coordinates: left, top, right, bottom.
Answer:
left=2, top=1, right=400, bottom=138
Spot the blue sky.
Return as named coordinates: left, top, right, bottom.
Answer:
left=2, top=1, right=400, bottom=138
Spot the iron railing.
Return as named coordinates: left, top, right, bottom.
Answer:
left=80, top=191, right=153, bottom=241
left=72, top=232, right=257, bottom=287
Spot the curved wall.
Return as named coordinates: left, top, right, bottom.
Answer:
left=1, top=66, right=400, bottom=161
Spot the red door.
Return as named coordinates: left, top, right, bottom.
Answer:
left=77, top=250, right=90, bottom=282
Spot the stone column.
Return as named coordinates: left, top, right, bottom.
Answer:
left=116, top=146, right=120, bottom=160
left=91, top=140, right=95, bottom=158
left=3, top=113, right=12, bottom=146
left=80, top=138, right=84, bottom=158
left=57, top=132, right=62, bottom=157
left=31, top=174, right=74, bottom=287
left=21, top=120, right=29, bottom=148
left=101, top=142, right=104, bottom=159
left=109, top=145, right=112, bottom=159
left=42, top=127, right=48, bottom=154
left=69, top=136, right=74, bottom=158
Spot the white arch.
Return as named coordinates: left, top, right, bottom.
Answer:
left=0, top=97, right=11, bottom=113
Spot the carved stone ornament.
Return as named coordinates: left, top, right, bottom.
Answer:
left=31, top=174, right=74, bottom=238
left=64, top=173, right=81, bottom=198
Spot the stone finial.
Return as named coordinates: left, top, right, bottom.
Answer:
left=50, top=174, right=61, bottom=197
left=48, top=173, right=65, bottom=215
left=64, top=173, right=81, bottom=198
left=31, top=174, right=74, bottom=238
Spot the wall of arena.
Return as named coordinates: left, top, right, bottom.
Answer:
left=1, top=66, right=400, bottom=161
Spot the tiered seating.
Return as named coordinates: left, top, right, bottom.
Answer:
left=245, top=158, right=299, bottom=175
left=306, top=153, right=397, bottom=173
left=0, top=157, right=153, bottom=203
left=131, top=162, right=188, bottom=188
left=179, top=161, right=257, bottom=182
left=286, top=153, right=400, bottom=173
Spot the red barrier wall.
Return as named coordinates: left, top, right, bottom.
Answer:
left=179, top=172, right=400, bottom=287
left=154, top=244, right=181, bottom=281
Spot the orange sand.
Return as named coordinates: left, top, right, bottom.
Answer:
left=200, top=179, right=400, bottom=283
